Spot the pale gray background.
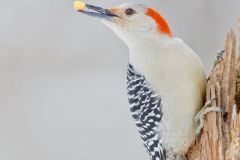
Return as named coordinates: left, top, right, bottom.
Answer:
left=0, top=0, right=240, bottom=160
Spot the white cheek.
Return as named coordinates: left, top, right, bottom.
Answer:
left=139, top=17, right=156, bottom=32
left=127, top=16, right=156, bottom=32
left=135, top=22, right=154, bottom=32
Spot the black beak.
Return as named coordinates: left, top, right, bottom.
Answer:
left=77, top=3, right=119, bottom=20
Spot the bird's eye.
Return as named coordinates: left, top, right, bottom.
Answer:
left=125, top=8, right=136, bottom=16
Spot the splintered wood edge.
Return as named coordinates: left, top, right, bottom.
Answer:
left=188, top=25, right=240, bottom=160
left=227, top=17, right=240, bottom=160
left=235, top=18, right=240, bottom=110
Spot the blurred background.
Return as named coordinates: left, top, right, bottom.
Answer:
left=0, top=0, right=240, bottom=160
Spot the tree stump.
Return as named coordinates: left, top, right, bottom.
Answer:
left=187, top=24, right=240, bottom=160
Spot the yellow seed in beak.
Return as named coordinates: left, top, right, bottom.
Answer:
left=73, top=1, right=86, bottom=11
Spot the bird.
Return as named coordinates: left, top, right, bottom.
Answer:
left=74, top=2, right=213, bottom=160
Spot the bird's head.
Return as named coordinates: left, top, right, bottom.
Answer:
left=74, top=2, right=173, bottom=46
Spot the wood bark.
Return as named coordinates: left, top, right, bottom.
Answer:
left=188, top=23, right=240, bottom=160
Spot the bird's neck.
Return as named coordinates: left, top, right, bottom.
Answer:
left=127, top=35, right=178, bottom=70
left=125, top=31, right=174, bottom=50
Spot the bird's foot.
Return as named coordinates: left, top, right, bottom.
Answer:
left=194, top=99, right=223, bottom=135
left=213, top=50, right=224, bottom=67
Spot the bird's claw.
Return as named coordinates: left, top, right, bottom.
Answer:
left=214, top=50, right=224, bottom=67
left=194, top=99, right=223, bottom=135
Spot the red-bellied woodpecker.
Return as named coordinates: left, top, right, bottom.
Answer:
left=74, top=2, right=220, bottom=160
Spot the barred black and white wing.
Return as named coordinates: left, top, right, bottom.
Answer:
left=127, top=64, right=165, bottom=160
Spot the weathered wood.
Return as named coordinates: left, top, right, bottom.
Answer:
left=188, top=24, right=240, bottom=160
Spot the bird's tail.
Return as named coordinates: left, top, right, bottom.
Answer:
left=144, top=141, right=165, bottom=160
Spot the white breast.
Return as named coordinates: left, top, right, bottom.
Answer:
left=129, top=37, right=206, bottom=154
